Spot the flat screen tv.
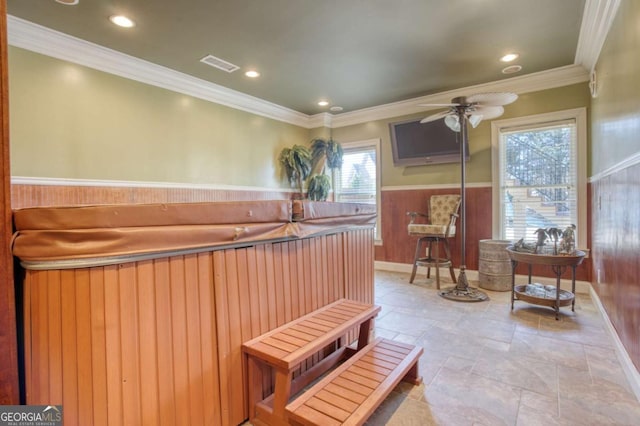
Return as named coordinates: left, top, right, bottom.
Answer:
left=389, top=117, right=469, bottom=166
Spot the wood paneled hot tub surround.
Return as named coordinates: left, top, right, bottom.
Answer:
left=12, top=200, right=376, bottom=426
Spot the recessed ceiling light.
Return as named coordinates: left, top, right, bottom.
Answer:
left=109, top=15, right=136, bottom=28
left=318, top=100, right=329, bottom=107
left=330, top=106, right=343, bottom=112
left=502, top=65, right=523, bottom=74
left=245, top=70, right=260, bottom=78
left=55, top=0, right=79, bottom=5
left=500, top=53, right=519, bottom=62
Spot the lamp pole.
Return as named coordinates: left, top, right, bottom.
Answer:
left=438, top=99, right=488, bottom=302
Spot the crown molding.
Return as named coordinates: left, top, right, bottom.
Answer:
left=11, top=176, right=293, bottom=193
left=8, top=14, right=593, bottom=131
left=307, top=113, right=333, bottom=129
left=7, top=15, right=311, bottom=128
left=330, top=65, right=589, bottom=128
left=575, top=0, right=621, bottom=72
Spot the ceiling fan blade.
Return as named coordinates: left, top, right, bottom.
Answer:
left=419, top=110, right=451, bottom=124
left=471, top=105, right=504, bottom=120
left=417, top=103, right=459, bottom=107
left=466, top=92, right=518, bottom=106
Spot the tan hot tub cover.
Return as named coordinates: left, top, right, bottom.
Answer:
left=12, top=200, right=376, bottom=269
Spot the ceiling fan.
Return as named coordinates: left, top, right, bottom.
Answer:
left=419, top=92, right=518, bottom=302
left=419, top=92, right=518, bottom=131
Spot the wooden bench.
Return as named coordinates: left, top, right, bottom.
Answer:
left=286, top=337, right=423, bottom=426
left=242, top=299, right=381, bottom=426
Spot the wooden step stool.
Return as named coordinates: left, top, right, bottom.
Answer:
left=285, top=337, right=423, bottom=426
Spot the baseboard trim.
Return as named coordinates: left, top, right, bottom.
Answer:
left=589, top=286, right=640, bottom=402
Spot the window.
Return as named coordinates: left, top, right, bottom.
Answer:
left=334, top=139, right=381, bottom=242
left=491, top=108, right=587, bottom=246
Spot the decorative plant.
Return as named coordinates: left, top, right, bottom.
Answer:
left=546, top=227, right=563, bottom=255
left=560, top=224, right=576, bottom=254
left=533, top=228, right=548, bottom=253
left=307, top=174, right=331, bottom=201
left=278, top=145, right=312, bottom=197
left=310, top=138, right=343, bottom=200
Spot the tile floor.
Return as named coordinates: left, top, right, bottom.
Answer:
left=366, top=270, right=640, bottom=425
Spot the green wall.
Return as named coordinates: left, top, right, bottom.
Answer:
left=591, top=0, right=640, bottom=174
left=329, top=83, right=590, bottom=187
left=8, top=47, right=308, bottom=188
left=9, top=45, right=593, bottom=190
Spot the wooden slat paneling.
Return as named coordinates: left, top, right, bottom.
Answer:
left=22, top=229, right=375, bottom=425
left=60, top=270, right=78, bottom=425
left=103, top=265, right=124, bottom=426
left=137, top=261, right=160, bottom=425
left=378, top=187, right=591, bottom=281
left=89, top=268, right=108, bottom=426
left=11, top=183, right=290, bottom=209
left=197, top=253, right=222, bottom=426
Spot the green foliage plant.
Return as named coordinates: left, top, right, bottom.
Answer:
left=310, top=138, right=343, bottom=200
left=307, top=174, right=331, bottom=201
left=278, top=145, right=312, bottom=197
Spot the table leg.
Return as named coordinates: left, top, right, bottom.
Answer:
left=572, top=266, right=577, bottom=312
left=434, top=240, right=441, bottom=289
left=554, top=266, right=561, bottom=320
left=510, top=260, right=517, bottom=311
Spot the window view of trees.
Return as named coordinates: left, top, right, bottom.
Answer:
left=502, top=124, right=576, bottom=241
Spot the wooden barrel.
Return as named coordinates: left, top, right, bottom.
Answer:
left=478, top=239, right=512, bottom=291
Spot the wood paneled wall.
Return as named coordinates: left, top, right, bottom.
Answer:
left=376, top=187, right=493, bottom=272
left=376, top=187, right=591, bottom=281
left=591, top=164, right=640, bottom=371
left=22, top=228, right=374, bottom=426
left=11, top=183, right=291, bottom=209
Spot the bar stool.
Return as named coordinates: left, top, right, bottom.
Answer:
left=407, top=194, right=461, bottom=288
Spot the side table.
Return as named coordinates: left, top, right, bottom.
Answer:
left=506, top=247, right=586, bottom=320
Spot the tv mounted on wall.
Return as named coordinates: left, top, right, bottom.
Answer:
left=389, top=117, right=469, bottom=167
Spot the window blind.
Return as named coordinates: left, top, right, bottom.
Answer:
left=499, top=119, right=578, bottom=243
left=335, top=146, right=377, bottom=205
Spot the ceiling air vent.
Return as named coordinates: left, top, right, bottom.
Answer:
left=199, top=54, right=240, bottom=73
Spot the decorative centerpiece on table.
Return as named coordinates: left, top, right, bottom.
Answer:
left=512, top=224, right=577, bottom=255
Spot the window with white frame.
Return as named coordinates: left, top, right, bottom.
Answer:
left=334, top=139, right=381, bottom=241
left=491, top=108, right=587, bottom=247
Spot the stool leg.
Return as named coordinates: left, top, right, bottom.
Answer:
left=443, top=239, right=457, bottom=283
left=426, top=240, right=432, bottom=279
left=409, top=238, right=422, bottom=283
left=434, top=239, right=441, bottom=289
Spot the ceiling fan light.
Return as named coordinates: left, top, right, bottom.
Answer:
left=468, top=115, right=483, bottom=128
left=444, top=114, right=461, bottom=132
